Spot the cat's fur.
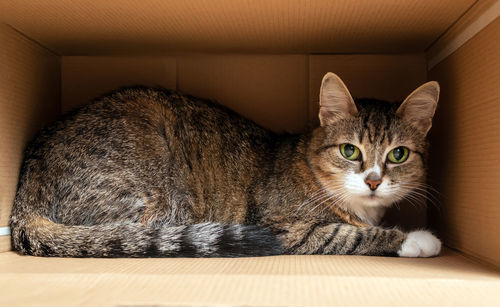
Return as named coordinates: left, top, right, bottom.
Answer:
left=9, top=73, right=441, bottom=258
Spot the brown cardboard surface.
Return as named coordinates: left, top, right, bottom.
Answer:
left=428, top=19, right=500, bottom=268
left=0, top=236, right=10, bottom=253
left=178, top=55, right=308, bottom=133
left=427, top=0, right=500, bottom=69
left=0, top=25, right=60, bottom=228
left=62, top=55, right=308, bottom=133
left=0, top=249, right=498, bottom=306
left=62, top=56, right=177, bottom=112
left=63, top=54, right=432, bottom=135
left=0, top=0, right=475, bottom=55
left=0, top=0, right=497, bottom=284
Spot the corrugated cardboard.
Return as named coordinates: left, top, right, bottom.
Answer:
left=0, top=236, right=10, bottom=253
left=61, top=55, right=309, bottom=133
left=429, top=18, right=500, bottom=268
left=1, top=249, right=499, bottom=306
left=0, top=0, right=475, bottom=54
left=0, top=25, right=60, bottom=234
left=0, top=0, right=499, bottom=305
left=427, top=0, right=500, bottom=69
left=177, top=55, right=308, bottom=133
left=62, top=56, right=177, bottom=112
left=61, top=54, right=431, bottom=135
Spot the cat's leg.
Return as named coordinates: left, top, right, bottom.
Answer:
left=278, top=222, right=441, bottom=257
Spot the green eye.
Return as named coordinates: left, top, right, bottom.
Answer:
left=340, top=143, right=361, bottom=161
left=387, top=146, right=410, bottom=163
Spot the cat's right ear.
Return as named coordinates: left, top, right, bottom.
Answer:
left=319, top=72, right=358, bottom=126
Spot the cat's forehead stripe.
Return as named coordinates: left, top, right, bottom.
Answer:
left=358, top=108, right=393, bottom=146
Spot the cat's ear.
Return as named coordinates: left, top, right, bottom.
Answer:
left=397, top=81, right=440, bottom=135
left=319, top=72, right=358, bottom=126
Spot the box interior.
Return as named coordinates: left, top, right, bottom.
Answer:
left=1, top=248, right=498, bottom=306
left=0, top=0, right=499, bottom=304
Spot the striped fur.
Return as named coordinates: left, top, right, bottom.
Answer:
left=282, top=222, right=405, bottom=256
left=10, top=73, right=441, bottom=258
left=12, top=218, right=281, bottom=257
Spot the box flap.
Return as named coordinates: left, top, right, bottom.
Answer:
left=0, top=0, right=475, bottom=55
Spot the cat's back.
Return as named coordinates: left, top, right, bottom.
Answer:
left=20, top=87, right=277, bottom=195
left=26, top=86, right=273, bottom=161
left=13, top=86, right=276, bottom=226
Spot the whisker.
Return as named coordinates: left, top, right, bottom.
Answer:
left=297, top=185, right=343, bottom=207
left=304, top=187, right=349, bottom=217
left=292, top=184, right=340, bottom=212
left=399, top=182, right=442, bottom=201
left=391, top=185, right=441, bottom=213
left=396, top=182, right=442, bottom=211
left=408, top=190, right=441, bottom=211
left=294, top=189, right=346, bottom=213
left=300, top=182, right=344, bottom=202
left=301, top=182, right=343, bottom=203
left=305, top=194, right=338, bottom=216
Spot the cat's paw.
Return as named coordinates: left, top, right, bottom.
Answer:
left=398, top=230, right=441, bottom=257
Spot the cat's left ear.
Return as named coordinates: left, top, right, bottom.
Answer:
left=396, top=81, right=440, bottom=135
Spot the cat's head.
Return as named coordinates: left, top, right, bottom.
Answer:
left=308, top=73, right=439, bottom=222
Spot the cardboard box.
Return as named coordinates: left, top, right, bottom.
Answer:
left=0, top=0, right=499, bottom=305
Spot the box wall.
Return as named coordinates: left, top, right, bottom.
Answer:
left=0, top=25, right=61, bottom=251
left=177, top=55, right=309, bottom=133
left=62, top=56, right=177, bottom=113
left=6, top=33, right=499, bottom=258
left=428, top=18, right=500, bottom=268
left=62, top=54, right=429, bottom=133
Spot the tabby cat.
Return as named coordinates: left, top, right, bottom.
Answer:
left=10, top=73, right=441, bottom=258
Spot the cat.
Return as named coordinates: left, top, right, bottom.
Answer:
left=9, top=72, right=441, bottom=258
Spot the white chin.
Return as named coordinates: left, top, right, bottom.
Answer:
left=355, top=195, right=390, bottom=207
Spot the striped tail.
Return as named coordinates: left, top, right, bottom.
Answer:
left=10, top=217, right=283, bottom=258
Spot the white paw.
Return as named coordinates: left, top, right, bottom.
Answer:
left=398, top=230, right=442, bottom=257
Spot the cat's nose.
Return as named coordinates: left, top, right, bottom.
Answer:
left=365, top=174, right=382, bottom=191
left=365, top=179, right=382, bottom=190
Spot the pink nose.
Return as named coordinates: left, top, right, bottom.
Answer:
left=365, top=179, right=382, bottom=191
